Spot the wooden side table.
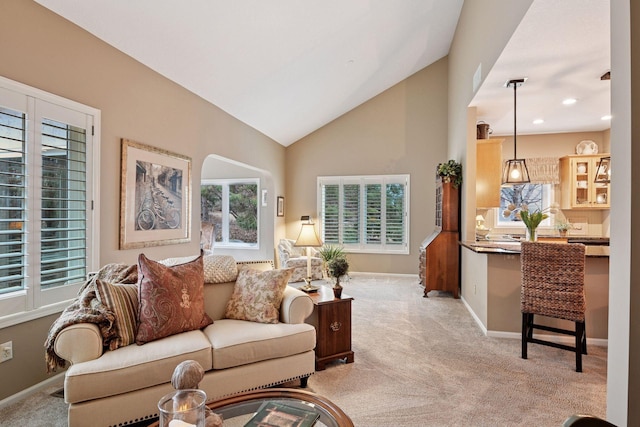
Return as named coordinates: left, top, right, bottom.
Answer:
left=305, top=285, right=355, bottom=370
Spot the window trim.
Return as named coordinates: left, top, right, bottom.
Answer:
left=493, top=183, right=555, bottom=231
left=317, top=174, right=410, bottom=255
left=200, top=178, right=260, bottom=250
left=0, top=76, right=100, bottom=329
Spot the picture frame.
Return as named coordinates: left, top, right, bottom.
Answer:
left=277, top=196, right=284, bottom=217
left=119, top=138, right=191, bottom=249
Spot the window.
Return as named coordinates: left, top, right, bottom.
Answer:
left=0, top=77, right=99, bottom=326
left=497, top=183, right=552, bottom=227
left=200, top=179, right=258, bottom=248
left=318, top=175, right=409, bottom=254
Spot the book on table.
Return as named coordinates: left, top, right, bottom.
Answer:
left=244, top=401, right=320, bottom=427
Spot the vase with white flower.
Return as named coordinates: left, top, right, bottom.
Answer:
left=519, top=208, right=550, bottom=241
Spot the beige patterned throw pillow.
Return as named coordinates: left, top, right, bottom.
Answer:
left=224, top=268, right=292, bottom=324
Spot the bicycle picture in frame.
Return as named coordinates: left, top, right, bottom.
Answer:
left=120, top=138, right=191, bottom=249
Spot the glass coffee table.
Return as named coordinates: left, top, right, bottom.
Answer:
left=149, top=388, right=353, bottom=427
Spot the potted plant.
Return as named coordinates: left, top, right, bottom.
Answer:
left=555, top=220, right=573, bottom=237
left=327, top=257, right=349, bottom=298
left=437, top=160, right=463, bottom=188
left=318, top=245, right=345, bottom=278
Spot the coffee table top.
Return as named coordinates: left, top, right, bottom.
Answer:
left=149, top=388, right=353, bottom=427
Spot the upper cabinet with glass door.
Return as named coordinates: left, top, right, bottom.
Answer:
left=560, top=154, right=610, bottom=209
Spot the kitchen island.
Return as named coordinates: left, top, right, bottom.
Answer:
left=460, top=240, right=609, bottom=342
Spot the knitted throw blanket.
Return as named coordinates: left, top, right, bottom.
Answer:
left=44, top=263, right=138, bottom=373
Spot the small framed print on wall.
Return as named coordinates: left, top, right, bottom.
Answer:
left=119, top=138, right=191, bottom=249
left=277, top=196, right=284, bottom=217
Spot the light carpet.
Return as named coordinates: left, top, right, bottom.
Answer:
left=0, top=273, right=607, bottom=426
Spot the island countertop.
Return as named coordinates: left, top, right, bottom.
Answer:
left=460, top=240, right=610, bottom=257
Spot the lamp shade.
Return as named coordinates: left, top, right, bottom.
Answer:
left=501, top=159, right=531, bottom=185
left=294, top=223, right=323, bottom=247
left=594, top=156, right=611, bottom=183
left=501, top=78, right=530, bottom=185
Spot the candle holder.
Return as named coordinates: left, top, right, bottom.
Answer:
left=158, top=389, right=206, bottom=427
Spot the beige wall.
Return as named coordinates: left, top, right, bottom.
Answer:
left=0, top=0, right=285, bottom=399
left=448, top=1, right=534, bottom=246
left=607, top=1, right=638, bottom=425
left=285, top=57, right=449, bottom=274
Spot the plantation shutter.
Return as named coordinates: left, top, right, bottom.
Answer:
left=0, top=104, right=27, bottom=294
left=385, top=182, right=405, bottom=245
left=365, top=183, right=382, bottom=244
left=342, top=183, right=360, bottom=244
left=39, top=117, right=87, bottom=289
left=321, top=183, right=339, bottom=244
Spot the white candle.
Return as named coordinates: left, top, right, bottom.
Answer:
left=168, top=420, right=195, bottom=427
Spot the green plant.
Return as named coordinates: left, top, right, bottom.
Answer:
left=437, top=160, right=463, bottom=188
left=318, top=245, right=345, bottom=263
left=327, top=257, right=349, bottom=288
left=555, top=221, right=573, bottom=232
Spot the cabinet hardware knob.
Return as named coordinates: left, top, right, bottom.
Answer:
left=330, top=321, right=341, bottom=332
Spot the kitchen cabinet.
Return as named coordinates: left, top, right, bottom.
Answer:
left=560, top=154, right=610, bottom=209
left=476, top=139, right=503, bottom=208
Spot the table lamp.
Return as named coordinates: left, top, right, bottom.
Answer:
left=294, top=216, right=323, bottom=286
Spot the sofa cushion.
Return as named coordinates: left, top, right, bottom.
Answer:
left=94, top=280, right=138, bottom=349
left=64, top=330, right=213, bottom=404
left=204, top=319, right=316, bottom=370
left=136, top=253, right=213, bottom=345
left=224, top=268, right=292, bottom=324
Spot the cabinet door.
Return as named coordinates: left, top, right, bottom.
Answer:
left=560, top=155, right=610, bottom=209
left=476, top=139, right=503, bottom=208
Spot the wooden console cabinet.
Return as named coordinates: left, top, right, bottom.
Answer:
left=305, top=286, right=354, bottom=370
left=420, top=177, right=460, bottom=298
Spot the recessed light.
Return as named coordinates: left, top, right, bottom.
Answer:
left=601, top=115, right=612, bottom=120
left=533, top=119, right=544, bottom=124
left=562, top=98, right=577, bottom=105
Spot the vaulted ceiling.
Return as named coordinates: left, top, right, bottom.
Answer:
left=35, top=0, right=610, bottom=146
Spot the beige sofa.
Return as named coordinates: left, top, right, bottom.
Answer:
left=52, top=259, right=316, bottom=427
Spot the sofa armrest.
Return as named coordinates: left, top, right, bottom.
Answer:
left=54, top=323, right=104, bottom=364
left=280, top=286, right=313, bottom=324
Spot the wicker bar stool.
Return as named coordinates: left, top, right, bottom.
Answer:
left=520, top=241, right=587, bottom=372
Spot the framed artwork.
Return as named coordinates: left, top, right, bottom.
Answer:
left=277, top=196, right=284, bottom=217
left=119, top=138, right=191, bottom=249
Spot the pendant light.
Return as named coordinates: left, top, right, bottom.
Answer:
left=594, top=156, right=611, bottom=183
left=501, top=78, right=531, bottom=185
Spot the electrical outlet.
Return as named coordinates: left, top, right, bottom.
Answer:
left=0, top=341, right=13, bottom=363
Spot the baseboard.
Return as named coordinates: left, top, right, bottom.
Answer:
left=349, top=271, right=419, bottom=279
left=460, top=296, right=488, bottom=335
left=0, top=372, right=65, bottom=410
left=461, top=296, right=608, bottom=347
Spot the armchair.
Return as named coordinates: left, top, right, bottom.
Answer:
left=277, top=239, right=323, bottom=283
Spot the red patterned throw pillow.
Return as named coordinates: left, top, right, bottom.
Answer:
left=135, top=253, right=212, bottom=345
left=224, top=268, right=292, bottom=324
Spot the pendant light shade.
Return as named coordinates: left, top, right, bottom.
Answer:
left=594, top=156, right=611, bottom=184
left=502, top=78, right=530, bottom=185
